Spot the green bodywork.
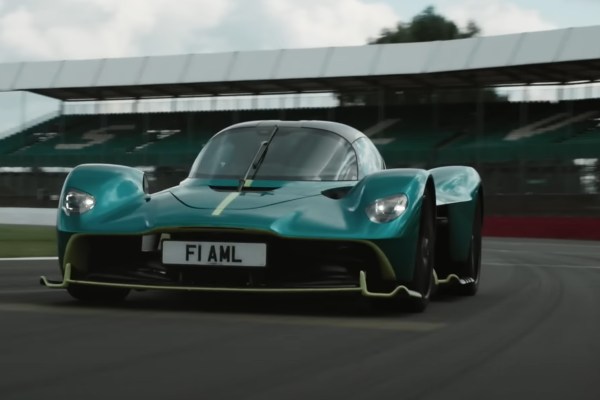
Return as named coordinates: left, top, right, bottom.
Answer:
left=54, top=163, right=481, bottom=291
left=430, top=166, right=483, bottom=262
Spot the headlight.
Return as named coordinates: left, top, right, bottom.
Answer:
left=62, top=189, right=95, bottom=216
left=366, top=194, right=408, bottom=223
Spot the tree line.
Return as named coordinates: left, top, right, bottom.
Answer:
left=339, top=6, right=505, bottom=106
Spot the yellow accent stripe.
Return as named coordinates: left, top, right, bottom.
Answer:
left=211, top=192, right=240, bottom=216
left=435, top=272, right=473, bottom=286
left=210, top=180, right=253, bottom=216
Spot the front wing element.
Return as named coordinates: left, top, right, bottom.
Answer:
left=40, top=263, right=423, bottom=299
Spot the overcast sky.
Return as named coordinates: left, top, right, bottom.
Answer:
left=0, top=0, right=598, bottom=63
left=0, top=0, right=598, bottom=135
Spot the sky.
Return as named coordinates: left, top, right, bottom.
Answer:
left=0, top=0, right=598, bottom=63
left=0, top=0, right=598, bottom=134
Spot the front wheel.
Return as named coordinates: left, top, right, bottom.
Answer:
left=405, top=190, right=436, bottom=312
left=67, top=284, right=130, bottom=304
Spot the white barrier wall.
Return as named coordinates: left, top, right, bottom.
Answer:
left=0, top=208, right=56, bottom=226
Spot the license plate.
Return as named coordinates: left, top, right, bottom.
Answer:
left=162, top=241, right=266, bottom=267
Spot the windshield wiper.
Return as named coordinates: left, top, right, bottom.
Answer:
left=237, top=125, right=279, bottom=191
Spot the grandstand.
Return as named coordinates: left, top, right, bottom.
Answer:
left=2, top=101, right=599, bottom=167
left=1, top=25, right=599, bottom=213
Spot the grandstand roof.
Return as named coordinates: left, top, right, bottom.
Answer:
left=1, top=26, right=600, bottom=101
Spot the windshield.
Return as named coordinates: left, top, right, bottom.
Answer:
left=189, top=126, right=358, bottom=181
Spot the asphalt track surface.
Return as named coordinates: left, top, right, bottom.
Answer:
left=1, top=238, right=599, bottom=400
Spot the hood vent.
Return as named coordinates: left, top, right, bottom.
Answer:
left=209, top=185, right=281, bottom=192
left=321, top=186, right=353, bottom=200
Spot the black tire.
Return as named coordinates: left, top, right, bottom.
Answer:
left=405, top=190, right=436, bottom=312
left=67, top=284, right=130, bottom=304
left=455, top=198, right=482, bottom=296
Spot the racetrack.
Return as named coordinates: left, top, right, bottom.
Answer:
left=0, top=238, right=599, bottom=400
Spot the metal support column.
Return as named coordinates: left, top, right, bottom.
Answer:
left=378, top=88, right=385, bottom=122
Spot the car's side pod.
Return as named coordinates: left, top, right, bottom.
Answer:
left=429, top=166, right=484, bottom=273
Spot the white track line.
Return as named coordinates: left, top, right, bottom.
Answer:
left=485, top=262, right=600, bottom=270
left=485, top=240, right=600, bottom=249
left=0, top=257, right=58, bottom=261
left=486, top=249, right=597, bottom=257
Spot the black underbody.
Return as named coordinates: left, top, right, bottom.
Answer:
left=70, top=231, right=392, bottom=291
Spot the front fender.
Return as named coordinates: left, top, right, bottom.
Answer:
left=429, top=166, right=481, bottom=206
left=57, top=164, right=148, bottom=233
left=430, top=166, right=483, bottom=263
left=345, top=168, right=429, bottom=214
left=342, top=169, right=430, bottom=282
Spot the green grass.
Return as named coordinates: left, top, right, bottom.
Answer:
left=0, top=224, right=57, bottom=257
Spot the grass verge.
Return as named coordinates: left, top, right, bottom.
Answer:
left=0, top=224, right=56, bottom=258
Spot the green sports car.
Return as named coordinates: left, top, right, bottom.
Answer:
left=42, top=120, right=483, bottom=312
